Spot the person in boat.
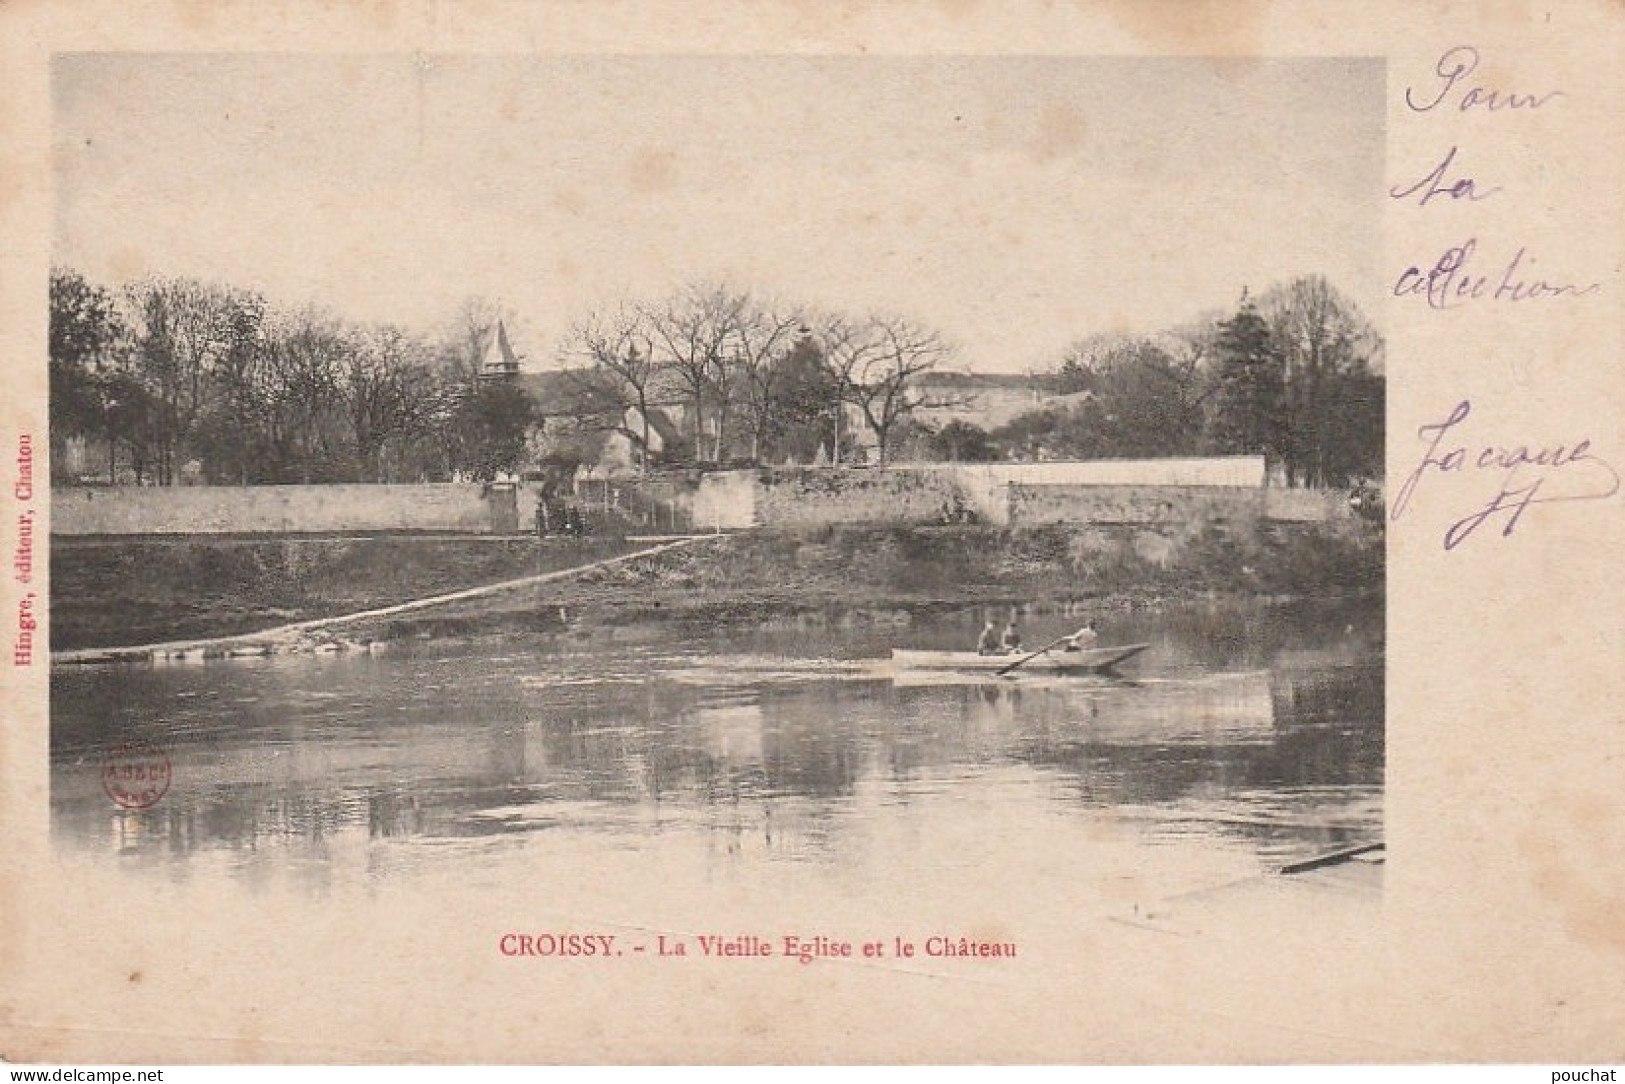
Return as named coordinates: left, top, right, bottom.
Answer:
left=976, top=618, right=1000, bottom=656
left=1063, top=622, right=1099, bottom=652
left=1000, top=615, right=1022, bottom=654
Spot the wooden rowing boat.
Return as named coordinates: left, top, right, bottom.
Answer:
left=889, top=643, right=1150, bottom=674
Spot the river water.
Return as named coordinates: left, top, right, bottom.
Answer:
left=50, top=599, right=1382, bottom=894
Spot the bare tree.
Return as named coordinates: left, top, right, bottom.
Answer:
left=807, top=312, right=872, bottom=466
left=825, top=314, right=951, bottom=465
left=341, top=325, right=439, bottom=482
left=450, top=295, right=503, bottom=386
left=730, top=297, right=805, bottom=463
left=647, top=283, right=744, bottom=462
left=1257, top=276, right=1382, bottom=486
left=253, top=308, right=348, bottom=482
left=204, top=302, right=270, bottom=485
left=559, top=303, right=662, bottom=472
left=1157, top=313, right=1222, bottom=382
left=126, top=277, right=264, bottom=484
left=1052, top=332, right=1137, bottom=394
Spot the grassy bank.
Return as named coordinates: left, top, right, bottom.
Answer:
left=462, top=520, right=1383, bottom=629
left=605, top=521, right=1383, bottom=608
left=49, top=519, right=1380, bottom=652
left=50, top=534, right=644, bottom=650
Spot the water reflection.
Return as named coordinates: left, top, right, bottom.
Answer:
left=51, top=601, right=1382, bottom=884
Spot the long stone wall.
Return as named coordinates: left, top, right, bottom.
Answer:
left=1262, top=486, right=1352, bottom=522
left=690, top=471, right=757, bottom=530
left=52, top=483, right=503, bottom=536
left=753, top=469, right=963, bottom=527
left=923, top=458, right=1266, bottom=524
left=1007, top=484, right=1263, bottom=526
left=937, top=456, right=1267, bottom=488
left=747, top=459, right=1268, bottom=528
left=51, top=456, right=1332, bottom=535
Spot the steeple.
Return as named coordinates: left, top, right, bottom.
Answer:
left=480, top=319, right=522, bottom=380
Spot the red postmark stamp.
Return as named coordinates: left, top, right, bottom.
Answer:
left=101, top=740, right=172, bottom=810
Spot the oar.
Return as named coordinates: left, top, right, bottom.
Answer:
left=995, top=633, right=1074, bottom=677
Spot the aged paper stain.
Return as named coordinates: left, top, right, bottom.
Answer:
left=1093, top=0, right=1269, bottom=55
left=1522, top=797, right=1625, bottom=958
left=1032, top=100, right=1090, bottom=162
left=630, top=147, right=680, bottom=192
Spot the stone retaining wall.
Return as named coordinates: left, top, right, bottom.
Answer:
left=52, top=483, right=502, bottom=535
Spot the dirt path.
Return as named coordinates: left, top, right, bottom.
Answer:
left=52, top=534, right=713, bottom=665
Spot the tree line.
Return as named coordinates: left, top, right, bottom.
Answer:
left=965, top=277, right=1384, bottom=489
left=49, top=270, right=536, bottom=484
left=564, top=276, right=1383, bottom=488
left=51, top=266, right=1383, bottom=489
left=557, top=283, right=951, bottom=470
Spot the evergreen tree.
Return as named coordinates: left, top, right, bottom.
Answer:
left=1206, top=298, right=1288, bottom=464
left=49, top=269, right=126, bottom=480
left=1316, top=366, right=1385, bottom=486
left=762, top=334, right=841, bottom=464
left=449, top=380, right=540, bottom=481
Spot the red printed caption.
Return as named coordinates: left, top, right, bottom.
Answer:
left=11, top=432, right=37, bottom=667
left=498, top=932, right=1018, bottom=962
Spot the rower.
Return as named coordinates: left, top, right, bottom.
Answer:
left=1000, top=615, right=1022, bottom=654
left=1063, top=623, right=1098, bottom=652
left=976, top=618, right=1000, bottom=656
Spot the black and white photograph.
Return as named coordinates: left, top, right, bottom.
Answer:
left=7, top=0, right=1625, bottom=1069
left=35, top=51, right=1394, bottom=1058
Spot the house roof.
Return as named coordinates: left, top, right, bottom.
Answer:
left=916, top=370, right=1045, bottom=391
left=519, top=369, right=618, bottom=417
left=637, top=405, right=683, bottom=445
left=519, top=366, right=691, bottom=418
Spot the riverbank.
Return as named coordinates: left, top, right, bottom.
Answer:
left=49, top=534, right=645, bottom=650
left=50, top=520, right=1382, bottom=655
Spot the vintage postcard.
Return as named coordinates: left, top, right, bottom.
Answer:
left=1, top=0, right=1621, bottom=1066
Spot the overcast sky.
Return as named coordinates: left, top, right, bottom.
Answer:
left=54, top=54, right=1383, bottom=373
